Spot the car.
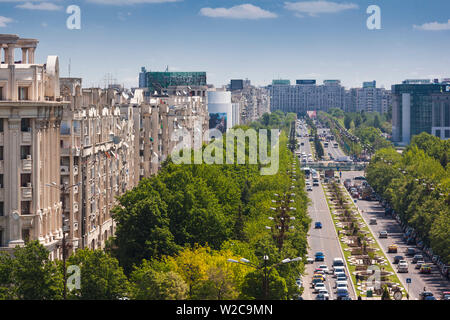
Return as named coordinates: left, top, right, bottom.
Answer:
left=316, top=293, right=329, bottom=300
left=333, top=266, right=346, bottom=275
left=388, top=245, right=398, bottom=253
left=307, top=186, right=313, bottom=191
left=354, top=176, right=366, bottom=181
left=315, top=252, right=325, bottom=261
left=419, top=291, right=434, bottom=300
left=336, top=288, right=349, bottom=299
left=424, top=296, right=437, bottom=300
left=311, top=278, right=324, bottom=287
left=315, top=222, right=323, bottom=229
left=314, top=269, right=326, bottom=275
left=379, top=231, right=388, bottom=238
left=369, top=218, right=377, bottom=225
left=318, top=264, right=330, bottom=274
left=335, top=280, right=348, bottom=289
left=406, top=248, right=416, bottom=256
left=398, top=261, right=409, bottom=273
left=313, top=181, right=319, bottom=186
left=307, top=257, right=314, bottom=264
left=295, top=278, right=303, bottom=288
left=338, top=296, right=352, bottom=300
left=441, top=292, right=450, bottom=300
left=332, top=258, right=345, bottom=268
left=394, top=255, right=404, bottom=264
left=336, top=275, right=347, bottom=282
left=420, top=264, right=432, bottom=274
left=318, top=289, right=330, bottom=300
left=314, top=282, right=326, bottom=293
left=413, top=254, right=424, bottom=264
left=415, top=260, right=425, bottom=269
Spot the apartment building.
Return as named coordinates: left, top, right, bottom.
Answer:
left=59, top=78, right=139, bottom=251
left=344, top=81, right=391, bottom=114
left=230, top=81, right=270, bottom=125
left=269, top=80, right=345, bottom=114
left=0, top=34, right=66, bottom=259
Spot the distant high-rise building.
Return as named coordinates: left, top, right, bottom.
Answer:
left=139, top=67, right=147, bottom=88
left=392, top=82, right=450, bottom=144
left=230, top=79, right=244, bottom=91
left=144, top=71, right=207, bottom=96
left=269, top=80, right=345, bottom=114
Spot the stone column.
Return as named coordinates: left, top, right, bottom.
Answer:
left=5, top=46, right=14, bottom=65
left=28, top=48, right=35, bottom=64
left=21, top=48, right=28, bottom=64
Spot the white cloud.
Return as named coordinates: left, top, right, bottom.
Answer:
left=0, top=16, right=14, bottom=27
left=413, top=19, right=450, bottom=31
left=284, top=1, right=358, bottom=17
left=86, top=0, right=181, bottom=5
left=200, top=4, right=277, bottom=20
left=16, top=2, right=63, bottom=10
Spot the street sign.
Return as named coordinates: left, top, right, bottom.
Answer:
left=406, top=278, right=411, bottom=284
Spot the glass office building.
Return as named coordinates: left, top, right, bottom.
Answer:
left=145, top=71, right=207, bottom=94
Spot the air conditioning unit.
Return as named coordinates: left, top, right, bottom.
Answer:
left=26, top=155, right=32, bottom=160
left=26, top=182, right=32, bottom=188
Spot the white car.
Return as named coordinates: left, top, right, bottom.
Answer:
left=335, top=281, right=348, bottom=290
left=318, top=289, right=329, bottom=300
left=307, top=258, right=314, bottom=264
left=398, top=261, right=409, bottom=273
left=314, top=282, right=326, bottom=293
left=318, top=265, right=330, bottom=274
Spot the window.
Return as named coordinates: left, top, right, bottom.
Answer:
left=0, top=202, right=3, bottom=216
left=21, top=174, right=31, bottom=187
left=0, top=147, right=3, bottom=160
left=0, top=230, right=3, bottom=247
left=21, top=118, right=31, bottom=132
left=20, top=146, right=31, bottom=160
left=0, top=174, right=3, bottom=188
left=21, top=201, right=31, bottom=215
left=0, top=119, right=3, bottom=132
left=445, top=130, right=450, bottom=138
left=0, top=87, right=3, bottom=100
left=18, top=87, right=29, bottom=101
left=22, top=229, right=31, bottom=244
left=435, top=130, right=441, bottom=138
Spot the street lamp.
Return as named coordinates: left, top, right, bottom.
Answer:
left=45, top=181, right=80, bottom=300
left=228, top=255, right=302, bottom=299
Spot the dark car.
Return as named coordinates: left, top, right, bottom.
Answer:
left=406, top=248, right=416, bottom=256
left=419, top=292, right=434, bottom=300
left=424, top=296, right=437, bottom=300
left=315, top=222, right=323, bottom=229
left=413, top=254, right=424, bottom=264
left=315, top=252, right=325, bottom=261
left=394, top=255, right=404, bottom=264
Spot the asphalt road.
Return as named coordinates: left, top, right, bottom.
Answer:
left=296, top=122, right=356, bottom=300
left=342, top=171, right=450, bottom=300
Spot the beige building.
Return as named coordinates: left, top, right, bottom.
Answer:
left=59, top=79, right=138, bottom=251
left=0, top=34, right=66, bottom=259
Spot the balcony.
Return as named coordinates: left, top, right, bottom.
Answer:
left=73, top=147, right=81, bottom=157
left=22, top=159, right=33, bottom=172
left=21, top=186, right=32, bottom=200
left=21, top=131, right=32, bottom=144
left=73, top=185, right=79, bottom=194
left=73, top=202, right=79, bottom=213
left=73, top=165, right=78, bottom=175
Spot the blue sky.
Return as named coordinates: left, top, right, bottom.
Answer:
left=0, top=0, right=449, bottom=89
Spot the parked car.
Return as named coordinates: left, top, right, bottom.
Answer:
left=388, top=245, right=398, bottom=253
left=379, top=231, right=388, bottom=238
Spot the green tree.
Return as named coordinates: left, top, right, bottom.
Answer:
left=240, top=268, right=288, bottom=300
left=11, top=241, right=63, bottom=300
left=0, top=253, right=15, bottom=299
left=344, top=114, right=352, bottom=130
left=67, top=249, right=130, bottom=300
left=130, top=261, right=188, bottom=300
